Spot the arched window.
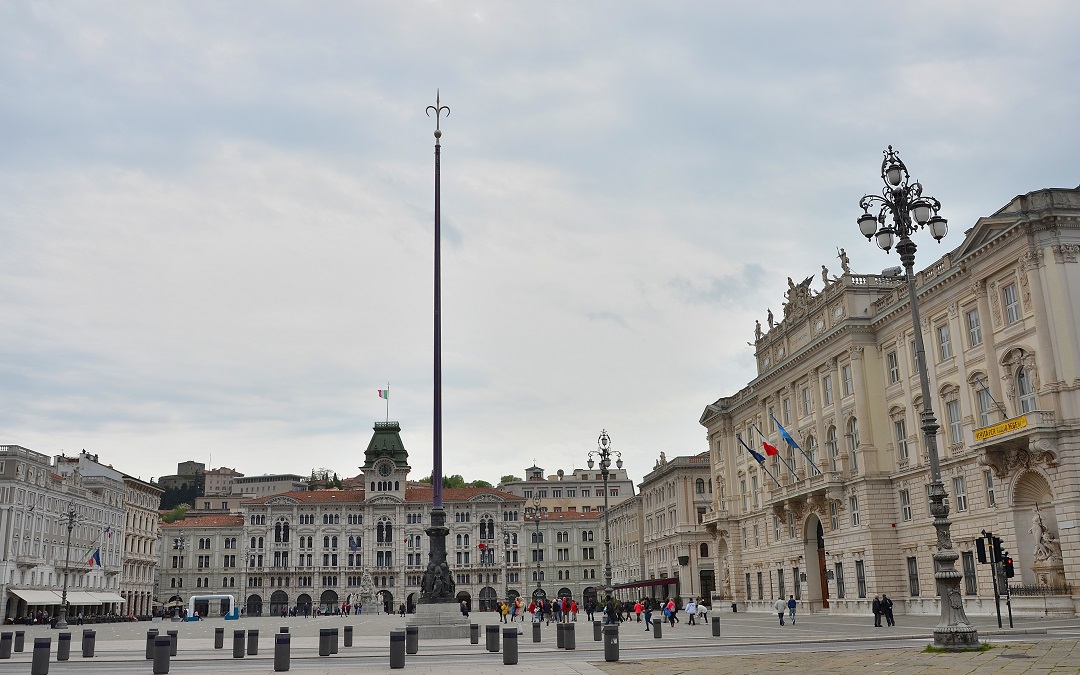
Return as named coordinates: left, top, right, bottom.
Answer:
left=282, top=521, right=290, bottom=543
left=1017, top=366, right=1038, bottom=413
left=323, top=536, right=330, bottom=548
left=806, top=435, right=820, bottom=476
left=275, top=522, right=282, bottom=542
left=331, top=536, right=338, bottom=549
left=826, top=426, right=839, bottom=472
left=695, top=478, right=705, bottom=494
left=456, top=534, right=462, bottom=547
left=699, top=543, right=709, bottom=557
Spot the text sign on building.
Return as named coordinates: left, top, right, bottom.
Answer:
left=973, top=415, right=1028, bottom=442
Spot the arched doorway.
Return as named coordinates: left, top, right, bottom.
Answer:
left=557, top=587, right=573, bottom=600
left=456, top=590, right=472, bottom=612
left=583, top=587, right=597, bottom=607
left=406, top=592, right=417, bottom=614
left=320, top=590, right=338, bottom=614
left=246, top=594, right=263, bottom=617
left=803, top=514, right=828, bottom=609
left=377, top=590, right=393, bottom=615
left=507, top=590, right=519, bottom=605
left=532, top=588, right=546, bottom=601
left=270, top=590, right=289, bottom=617
left=479, top=587, right=498, bottom=612
left=296, top=593, right=312, bottom=617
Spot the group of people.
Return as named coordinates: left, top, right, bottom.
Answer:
left=773, top=596, right=798, bottom=625
left=872, top=594, right=895, bottom=627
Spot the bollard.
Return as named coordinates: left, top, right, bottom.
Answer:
left=330, top=628, right=338, bottom=654
left=56, top=633, right=70, bottom=661
left=593, top=620, right=602, bottom=641
left=556, top=622, right=565, bottom=648
left=31, top=637, right=50, bottom=675
left=81, top=630, right=95, bottom=658
left=503, top=627, right=518, bottom=666
left=146, top=630, right=158, bottom=659
left=603, top=624, right=619, bottom=662
left=532, top=621, right=541, bottom=643
left=405, top=625, right=418, bottom=655
left=565, top=622, right=576, bottom=650
left=153, top=636, right=171, bottom=674
left=166, top=630, right=178, bottom=657
left=712, top=617, right=721, bottom=637
left=15, top=631, right=25, bottom=652
left=652, top=618, right=662, bottom=638
left=274, top=632, right=290, bottom=672
left=470, top=623, right=479, bottom=645
left=389, top=630, right=405, bottom=670
left=318, top=629, right=331, bottom=657
left=343, top=625, right=353, bottom=648
left=486, top=624, right=499, bottom=653
left=232, top=630, right=245, bottom=658
left=247, top=629, right=259, bottom=656
left=214, top=627, right=224, bottom=649
left=0, top=631, right=11, bottom=659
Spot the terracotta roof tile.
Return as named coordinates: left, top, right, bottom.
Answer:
left=533, top=510, right=602, bottom=522
left=404, top=487, right=525, bottom=502
left=243, top=490, right=366, bottom=505
left=161, top=515, right=244, bottom=528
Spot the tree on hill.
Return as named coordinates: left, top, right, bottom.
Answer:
left=417, top=474, right=493, bottom=489
left=161, top=504, right=190, bottom=523
left=500, top=475, right=523, bottom=484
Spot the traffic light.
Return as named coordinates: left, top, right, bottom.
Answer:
left=992, top=536, right=1004, bottom=564
left=976, top=537, right=988, bottom=564
left=1003, top=555, right=1015, bottom=578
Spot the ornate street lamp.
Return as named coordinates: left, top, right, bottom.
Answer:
left=55, top=503, right=78, bottom=629
left=171, top=533, right=186, bottom=620
left=857, top=146, right=978, bottom=650
left=587, top=430, right=621, bottom=602
left=504, top=529, right=511, bottom=603
left=532, top=495, right=543, bottom=600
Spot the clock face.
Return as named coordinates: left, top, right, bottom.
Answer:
left=378, top=462, right=393, bottom=477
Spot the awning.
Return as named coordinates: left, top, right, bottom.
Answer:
left=64, top=591, right=103, bottom=605
left=613, top=578, right=680, bottom=590
left=90, top=592, right=126, bottom=604
left=11, top=589, right=62, bottom=604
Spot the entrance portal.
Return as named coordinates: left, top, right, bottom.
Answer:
left=803, top=515, right=829, bottom=610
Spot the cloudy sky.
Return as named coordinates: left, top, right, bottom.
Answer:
left=2, top=2, right=1078, bottom=489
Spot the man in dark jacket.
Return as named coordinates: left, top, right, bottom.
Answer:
left=872, top=595, right=882, bottom=627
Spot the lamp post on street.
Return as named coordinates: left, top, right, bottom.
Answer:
left=856, top=145, right=978, bottom=651
left=504, top=529, right=511, bottom=603
left=532, top=495, right=543, bottom=601
left=587, top=430, right=621, bottom=602
left=55, top=503, right=78, bottom=629
left=171, top=533, right=186, bottom=620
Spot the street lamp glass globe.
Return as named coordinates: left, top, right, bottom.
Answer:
left=929, top=215, right=948, bottom=241
left=616, top=458, right=623, bottom=469
left=858, top=212, right=879, bottom=239
left=886, top=164, right=903, bottom=187
left=911, top=200, right=932, bottom=225
left=587, top=458, right=594, bottom=469
left=876, top=230, right=896, bottom=251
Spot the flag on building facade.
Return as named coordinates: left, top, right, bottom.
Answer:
left=88, top=548, right=101, bottom=567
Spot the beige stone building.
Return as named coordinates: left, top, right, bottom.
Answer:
left=121, top=474, right=163, bottom=615
left=700, top=185, right=1080, bottom=617
left=499, top=464, right=635, bottom=515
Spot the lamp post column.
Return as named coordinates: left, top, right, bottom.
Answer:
left=56, top=504, right=76, bottom=629
left=588, top=430, right=621, bottom=604
left=533, top=496, right=542, bottom=600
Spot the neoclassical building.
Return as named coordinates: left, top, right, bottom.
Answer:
left=121, top=474, right=163, bottom=616
left=700, top=185, right=1080, bottom=617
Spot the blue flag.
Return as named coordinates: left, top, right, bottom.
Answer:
left=770, top=413, right=822, bottom=475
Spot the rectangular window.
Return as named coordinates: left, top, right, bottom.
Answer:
left=741, top=479, right=748, bottom=512
left=757, top=571, right=764, bottom=600
left=751, top=476, right=759, bottom=508
left=849, top=495, right=860, bottom=526
left=769, top=407, right=776, bottom=431
left=753, top=524, right=760, bottom=548
left=745, top=573, right=752, bottom=601
left=830, top=502, right=839, bottom=531
left=962, top=551, right=978, bottom=595
left=841, top=365, right=853, bottom=397
left=741, top=527, right=747, bottom=549
left=985, top=470, right=996, bottom=506
left=900, top=489, right=912, bottom=522
left=802, top=387, right=812, bottom=417
left=966, top=309, right=982, bottom=347
left=937, top=324, right=953, bottom=360
left=894, top=419, right=908, bottom=461
left=947, top=400, right=963, bottom=445
left=773, top=516, right=781, bottom=543
left=1004, top=283, right=1021, bottom=324
left=834, top=562, right=845, bottom=599
left=822, top=375, right=833, bottom=405
left=788, top=513, right=797, bottom=539
left=977, top=388, right=994, bottom=427
left=907, top=557, right=920, bottom=596
left=887, top=351, right=900, bottom=384
left=910, top=341, right=920, bottom=371
left=855, top=560, right=866, bottom=598
left=953, top=476, right=968, bottom=512
left=778, top=569, right=786, bottom=599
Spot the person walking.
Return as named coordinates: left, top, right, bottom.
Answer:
left=872, top=594, right=882, bottom=627
left=644, top=599, right=653, bottom=631
left=685, top=598, right=697, bottom=625
left=774, top=597, right=787, bottom=625
left=666, top=598, right=678, bottom=628
left=881, top=594, right=895, bottom=626
left=787, top=595, right=797, bottom=625
left=696, top=598, right=709, bottom=624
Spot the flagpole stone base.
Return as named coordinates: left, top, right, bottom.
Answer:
left=407, top=603, right=470, bottom=639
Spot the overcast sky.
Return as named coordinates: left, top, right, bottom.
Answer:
left=2, top=2, right=1078, bottom=489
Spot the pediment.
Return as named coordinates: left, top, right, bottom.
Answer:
left=266, top=496, right=300, bottom=506
left=469, top=494, right=499, bottom=502
left=367, top=494, right=402, bottom=505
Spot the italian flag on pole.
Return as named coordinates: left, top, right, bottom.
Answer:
left=378, top=389, right=389, bottom=399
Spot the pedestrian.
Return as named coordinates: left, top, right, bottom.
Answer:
left=399, top=602, right=406, bottom=618
left=696, top=598, right=709, bottom=624
left=685, top=598, right=697, bottom=625
left=872, top=594, right=882, bottom=627
left=882, top=594, right=895, bottom=626
left=634, top=600, right=643, bottom=622
left=774, top=597, right=787, bottom=625
left=644, top=599, right=653, bottom=631
left=666, top=598, right=677, bottom=627
left=571, top=599, right=578, bottom=621
left=605, top=597, right=618, bottom=625
left=460, top=599, right=469, bottom=618
left=787, top=595, right=797, bottom=624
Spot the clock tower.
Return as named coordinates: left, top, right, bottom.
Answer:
left=360, top=421, right=411, bottom=501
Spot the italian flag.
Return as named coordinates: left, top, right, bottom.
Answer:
left=378, top=389, right=389, bottom=400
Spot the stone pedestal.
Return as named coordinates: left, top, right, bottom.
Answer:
left=1031, top=559, right=1066, bottom=587
left=407, top=603, right=470, bottom=640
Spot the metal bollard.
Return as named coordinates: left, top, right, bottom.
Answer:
left=344, top=625, right=353, bottom=648
left=31, top=637, right=50, bottom=675
left=652, top=618, right=662, bottom=638
left=389, top=630, right=405, bottom=669
left=565, top=622, right=576, bottom=650
left=503, top=627, right=518, bottom=665
left=167, top=630, right=178, bottom=657
left=232, top=630, right=245, bottom=658
left=330, top=628, right=338, bottom=654
left=15, top=631, right=26, bottom=652
left=593, top=620, right=602, bottom=641
left=247, top=629, right=259, bottom=656
left=274, top=632, right=290, bottom=672
left=81, top=630, right=95, bottom=658
left=153, top=636, right=171, bottom=674
left=0, top=631, right=11, bottom=659
left=214, top=627, right=224, bottom=649
left=486, top=624, right=499, bottom=652
left=56, top=633, right=71, bottom=661
left=532, top=621, right=541, bottom=643
left=470, top=623, right=479, bottom=645
left=318, top=629, right=331, bottom=657
left=405, top=625, right=418, bottom=655
left=603, top=624, right=619, bottom=662
left=712, top=617, right=721, bottom=637
left=556, top=622, right=565, bottom=648
left=146, top=630, right=158, bottom=659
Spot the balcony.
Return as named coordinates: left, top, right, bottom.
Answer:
left=15, top=554, right=44, bottom=569
left=974, top=410, right=1060, bottom=480
left=765, top=471, right=846, bottom=518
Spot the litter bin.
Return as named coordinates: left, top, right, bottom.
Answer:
left=603, top=624, right=619, bottom=662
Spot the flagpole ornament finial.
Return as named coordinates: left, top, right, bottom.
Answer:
left=426, top=90, right=450, bottom=142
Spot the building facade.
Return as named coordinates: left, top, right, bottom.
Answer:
left=204, top=467, right=244, bottom=496
left=121, top=474, right=163, bottom=616
left=700, top=186, right=1080, bottom=617
left=499, top=464, right=636, bottom=514
left=230, top=474, right=307, bottom=497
